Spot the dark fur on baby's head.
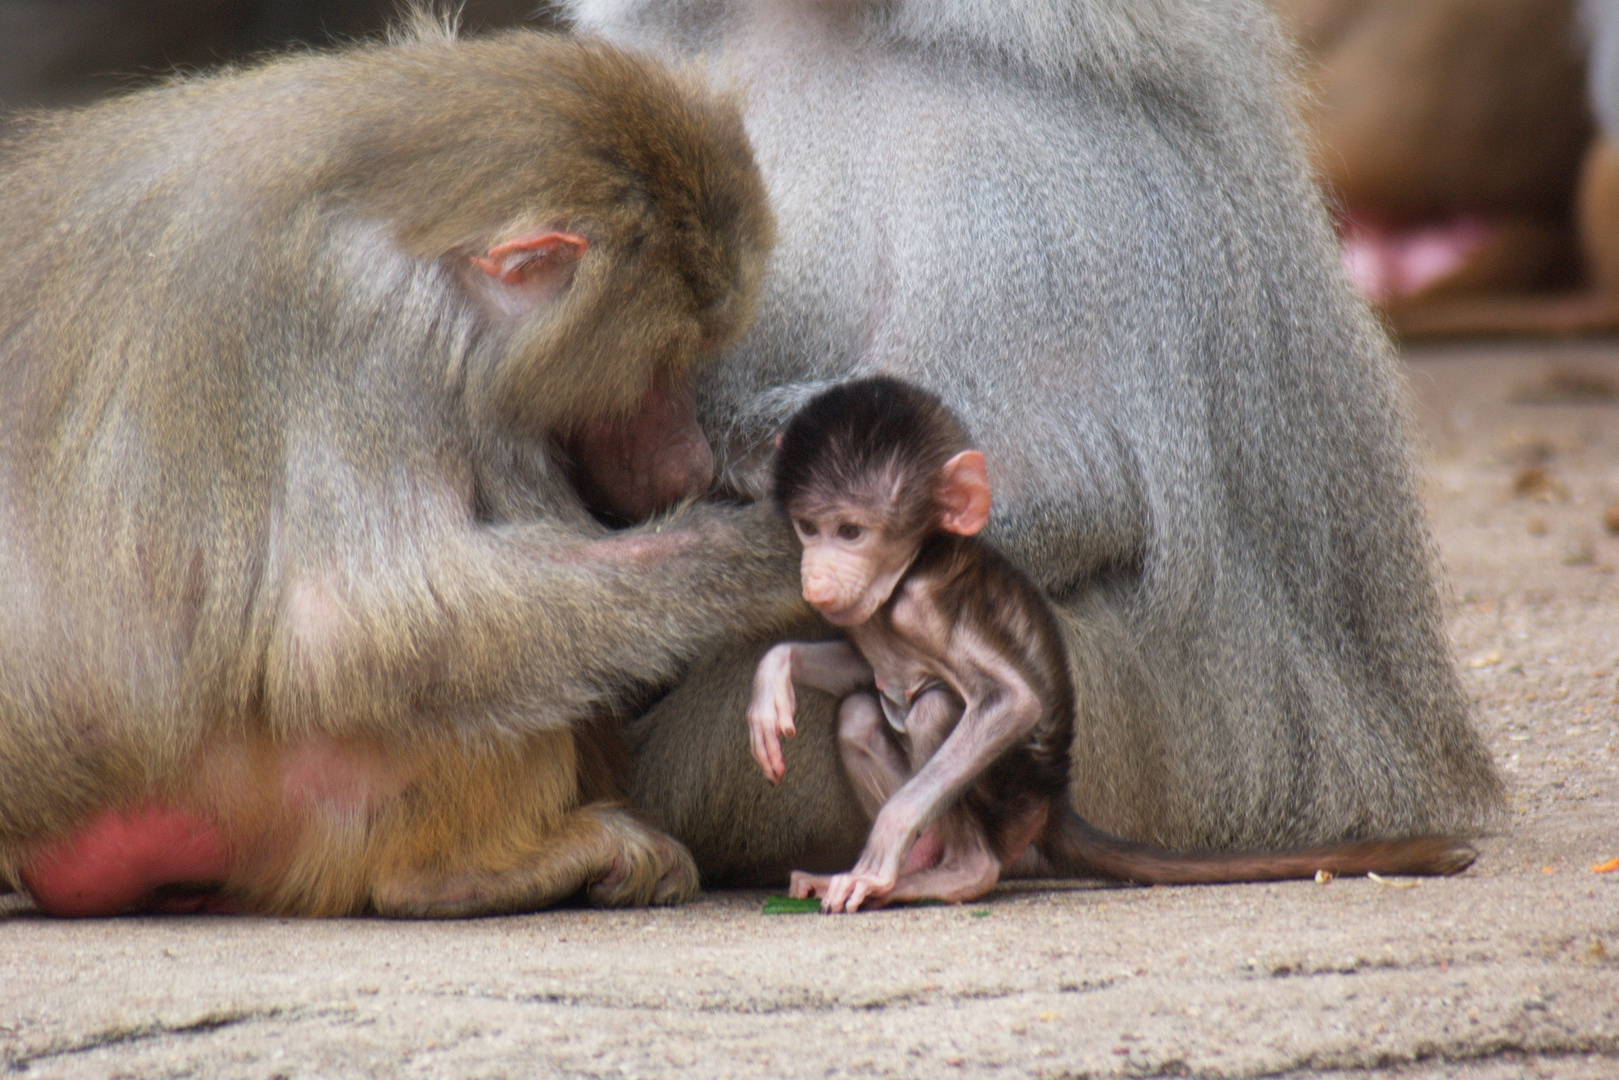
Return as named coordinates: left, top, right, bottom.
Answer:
left=773, top=377, right=972, bottom=541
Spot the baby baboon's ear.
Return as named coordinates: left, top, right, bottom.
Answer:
left=936, top=450, right=990, bottom=535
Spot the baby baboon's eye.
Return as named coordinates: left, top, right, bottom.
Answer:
left=836, top=522, right=863, bottom=541
left=796, top=519, right=819, bottom=537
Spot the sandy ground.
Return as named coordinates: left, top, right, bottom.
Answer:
left=2, top=341, right=1616, bottom=1079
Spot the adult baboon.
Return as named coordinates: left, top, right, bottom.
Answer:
left=0, top=24, right=799, bottom=916
left=564, top=0, right=1505, bottom=883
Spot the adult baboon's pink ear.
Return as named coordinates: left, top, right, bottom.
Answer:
left=937, top=450, right=990, bottom=535
left=469, top=231, right=588, bottom=302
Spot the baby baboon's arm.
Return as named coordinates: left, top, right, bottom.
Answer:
left=747, top=640, right=872, bottom=783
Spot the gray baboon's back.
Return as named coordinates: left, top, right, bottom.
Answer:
left=568, top=0, right=1502, bottom=856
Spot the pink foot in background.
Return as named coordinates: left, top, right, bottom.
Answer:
left=21, top=804, right=232, bottom=916
left=1339, top=213, right=1491, bottom=304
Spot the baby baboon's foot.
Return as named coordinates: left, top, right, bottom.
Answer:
left=585, top=807, right=699, bottom=908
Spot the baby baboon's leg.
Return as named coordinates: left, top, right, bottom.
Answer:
left=835, top=693, right=906, bottom=821
left=884, top=806, right=1000, bottom=906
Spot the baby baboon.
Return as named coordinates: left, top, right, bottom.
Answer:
left=752, top=379, right=1475, bottom=913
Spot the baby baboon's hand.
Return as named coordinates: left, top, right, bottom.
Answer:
left=747, top=643, right=798, bottom=783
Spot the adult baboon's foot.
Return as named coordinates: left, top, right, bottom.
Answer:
left=585, top=805, right=700, bottom=907
left=370, top=803, right=695, bottom=916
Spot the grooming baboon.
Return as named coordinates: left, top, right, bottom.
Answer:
left=563, top=0, right=1505, bottom=885
left=0, top=23, right=798, bottom=916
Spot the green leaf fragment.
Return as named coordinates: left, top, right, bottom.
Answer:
left=761, top=896, right=823, bottom=914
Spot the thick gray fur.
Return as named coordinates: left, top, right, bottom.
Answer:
left=566, top=0, right=1503, bottom=865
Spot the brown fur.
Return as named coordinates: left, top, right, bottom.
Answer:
left=0, top=23, right=804, bottom=915
left=1275, top=0, right=1619, bottom=335
left=1579, top=134, right=1619, bottom=295
left=1280, top=0, right=1591, bottom=224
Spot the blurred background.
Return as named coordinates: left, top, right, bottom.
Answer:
left=0, top=1, right=554, bottom=111
left=1273, top=0, right=1619, bottom=338
left=4, top=0, right=1619, bottom=339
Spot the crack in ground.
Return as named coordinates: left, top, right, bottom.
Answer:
left=410, top=975, right=1117, bottom=1017
left=1014, top=1040, right=1619, bottom=1079
left=4, top=1008, right=283, bottom=1072
left=6, top=999, right=1614, bottom=1077
left=466, top=982, right=1038, bottom=1014
left=1244, top=1036, right=1619, bottom=1079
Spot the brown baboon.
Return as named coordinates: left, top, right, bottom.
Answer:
left=1274, top=0, right=1619, bottom=336
left=0, top=23, right=798, bottom=916
left=562, top=0, right=1506, bottom=885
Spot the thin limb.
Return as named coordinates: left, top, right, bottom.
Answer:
left=816, top=682, right=1040, bottom=912
left=883, top=804, right=1000, bottom=905
left=834, top=692, right=908, bottom=820
left=747, top=639, right=872, bottom=782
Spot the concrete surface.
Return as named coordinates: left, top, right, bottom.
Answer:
left=2, top=340, right=1617, bottom=1079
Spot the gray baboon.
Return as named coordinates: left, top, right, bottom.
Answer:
left=563, top=0, right=1505, bottom=883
